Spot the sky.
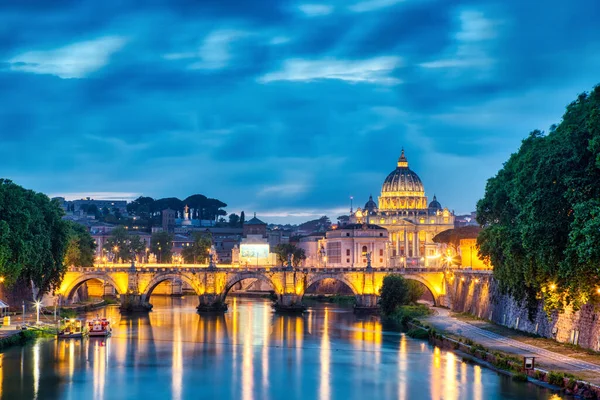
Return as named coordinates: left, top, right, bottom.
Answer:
left=1, top=0, right=599, bottom=224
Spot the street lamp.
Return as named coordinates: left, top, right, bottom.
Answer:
left=35, top=300, right=42, bottom=325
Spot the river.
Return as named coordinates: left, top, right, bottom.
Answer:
left=0, top=297, right=565, bottom=399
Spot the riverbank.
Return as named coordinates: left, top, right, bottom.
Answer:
left=0, top=330, right=43, bottom=353
left=415, top=307, right=600, bottom=398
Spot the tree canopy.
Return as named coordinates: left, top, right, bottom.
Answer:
left=0, top=179, right=70, bottom=298
left=182, top=232, right=212, bottom=264
left=477, top=85, right=600, bottom=314
left=379, top=275, right=424, bottom=315
left=103, top=226, right=145, bottom=263
left=273, top=243, right=307, bottom=267
left=64, top=221, right=96, bottom=268
left=150, top=231, right=173, bottom=263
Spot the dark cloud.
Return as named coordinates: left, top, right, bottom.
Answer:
left=0, top=0, right=599, bottom=222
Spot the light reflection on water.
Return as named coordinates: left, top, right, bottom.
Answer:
left=0, top=297, right=565, bottom=400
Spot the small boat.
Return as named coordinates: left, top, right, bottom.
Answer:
left=57, top=318, right=87, bottom=339
left=87, top=316, right=112, bottom=337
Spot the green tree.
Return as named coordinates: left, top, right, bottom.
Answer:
left=103, top=226, right=145, bottom=263
left=379, top=275, right=424, bottom=315
left=64, top=222, right=95, bottom=267
left=228, top=213, right=240, bottom=227
left=182, top=232, right=212, bottom=264
left=150, top=231, right=173, bottom=263
left=0, top=180, right=70, bottom=298
left=477, top=85, right=600, bottom=315
left=274, top=243, right=307, bottom=267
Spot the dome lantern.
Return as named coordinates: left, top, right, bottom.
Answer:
left=378, top=149, right=428, bottom=211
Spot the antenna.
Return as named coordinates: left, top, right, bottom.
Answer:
left=350, top=196, right=354, bottom=214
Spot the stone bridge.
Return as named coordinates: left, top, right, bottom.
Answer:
left=58, top=263, right=451, bottom=313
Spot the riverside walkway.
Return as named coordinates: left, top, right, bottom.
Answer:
left=425, top=308, right=600, bottom=383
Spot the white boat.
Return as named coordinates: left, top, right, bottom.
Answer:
left=87, top=316, right=112, bottom=337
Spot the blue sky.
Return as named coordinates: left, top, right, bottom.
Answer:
left=1, top=0, right=599, bottom=223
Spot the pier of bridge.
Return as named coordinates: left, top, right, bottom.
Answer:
left=58, top=263, right=451, bottom=313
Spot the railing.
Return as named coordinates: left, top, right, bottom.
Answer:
left=68, top=264, right=465, bottom=274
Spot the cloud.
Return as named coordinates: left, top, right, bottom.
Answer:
left=420, top=10, right=497, bottom=70
left=349, top=0, right=403, bottom=13
left=8, top=36, right=126, bottom=78
left=258, top=183, right=308, bottom=197
left=164, top=29, right=248, bottom=70
left=297, top=4, right=334, bottom=17
left=259, top=56, right=402, bottom=84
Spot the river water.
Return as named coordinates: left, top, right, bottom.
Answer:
left=0, top=297, right=565, bottom=400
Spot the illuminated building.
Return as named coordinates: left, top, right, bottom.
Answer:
left=351, top=149, right=454, bottom=267
left=323, top=223, right=389, bottom=268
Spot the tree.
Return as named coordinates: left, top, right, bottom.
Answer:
left=103, top=226, right=145, bottom=263
left=150, top=231, right=173, bottom=263
left=379, top=275, right=424, bottom=315
left=228, top=213, right=240, bottom=227
left=64, top=222, right=95, bottom=267
left=0, top=180, right=70, bottom=299
left=477, top=85, right=600, bottom=315
left=182, top=232, right=212, bottom=264
left=240, top=211, right=245, bottom=226
left=274, top=243, right=307, bottom=267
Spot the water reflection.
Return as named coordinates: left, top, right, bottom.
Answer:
left=0, top=297, right=565, bottom=400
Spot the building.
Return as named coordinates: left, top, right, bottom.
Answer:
left=162, top=208, right=176, bottom=233
left=324, top=224, right=389, bottom=268
left=350, top=149, right=454, bottom=267
left=72, top=198, right=128, bottom=214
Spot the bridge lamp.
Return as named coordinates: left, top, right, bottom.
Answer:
left=597, top=288, right=600, bottom=295
left=0, top=276, right=4, bottom=283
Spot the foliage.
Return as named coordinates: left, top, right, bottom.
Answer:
left=150, top=231, right=173, bottom=263
left=240, top=211, right=245, bottom=226
left=547, top=371, right=566, bottom=387
left=64, top=222, right=95, bottom=267
left=477, top=85, right=600, bottom=315
left=103, top=226, right=145, bottom=263
left=297, top=216, right=331, bottom=232
left=228, top=213, right=240, bottom=227
left=379, top=275, right=425, bottom=315
left=273, top=243, right=306, bottom=267
left=0, top=179, right=70, bottom=298
left=406, top=327, right=429, bottom=339
left=181, top=232, right=212, bottom=264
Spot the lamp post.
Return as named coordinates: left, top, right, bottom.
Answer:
left=35, top=300, right=41, bottom=325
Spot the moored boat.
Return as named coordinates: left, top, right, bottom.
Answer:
left=87, top=316, right=112, bottom=337
left=57, top=318, right=87, bottom=339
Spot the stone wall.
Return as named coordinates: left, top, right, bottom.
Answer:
left=448, top=271, right=600, bottom=351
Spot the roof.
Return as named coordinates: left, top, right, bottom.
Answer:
left=245, top=213, right=266, bottom=225
left=332, top=223, right=386, bottom=231
left=0, top=300, right=9, bottom=308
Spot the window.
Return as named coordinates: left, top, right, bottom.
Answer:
left=379, top=249, right=384, bottom=256
left=346, top=233, right=350, bottom=237
left=346, top=249, right=350, bottom=256
left=362, top=245, right=368, bottom=255
left=379, top=233, right=383, bottom=237
left=430, top=219, right=435, bottom=224
left=327, top=242, right=341, bottom=264
left=346, top=258, right=350, bottom=263
left=380, top=218, right=385, bottom=224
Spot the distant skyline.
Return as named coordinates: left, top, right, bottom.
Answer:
left=2, top=0, right=600, bottom=224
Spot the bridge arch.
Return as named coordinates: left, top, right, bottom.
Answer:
left=400, top=274, right=441, bottom=306
left=141, top=273, right=201, bottom=303
left=304, top=273, right=361, bottom=297
left=62, top=273, right=123, bottom=302
left=221, top=272, right=281, bottom=301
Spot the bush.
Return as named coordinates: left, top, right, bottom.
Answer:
left=547, top=372, right=565, bottom=387
left=406, top=327, right=429, bottom=340
left=512, top=373, right=528, bottom=382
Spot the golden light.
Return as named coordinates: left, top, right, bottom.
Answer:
left=474, top=278, right=480, bottom=283
left=113, top=246, right=119, bottom=252
left=0, top=276, right=4, bottom=283
left=549, top=284, right=556, bottom=291
left=596, top=288, right=600, bottom=295
left=461, top=277, right=465, bottom=282
left=446, top=256, right=453, bottom=263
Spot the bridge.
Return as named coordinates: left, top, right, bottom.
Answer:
left=58, top=263, right=452, bottom=313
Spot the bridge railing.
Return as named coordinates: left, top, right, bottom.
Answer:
left=67, top=263, right=485, bottom=274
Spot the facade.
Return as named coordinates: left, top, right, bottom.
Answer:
left=349, top=150, right=454, bottom=267
left=162, top=209, right=176, bottom=233
left=324, top=224, right=389, bottom=268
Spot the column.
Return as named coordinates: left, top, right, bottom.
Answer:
left=415, top=230, right=420, bottom=259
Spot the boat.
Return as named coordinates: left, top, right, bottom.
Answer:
left=87, top=316, right=112, bottom=337
left=57, top=318, right=87, bottom=339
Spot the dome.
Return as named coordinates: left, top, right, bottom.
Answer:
left=378, top=149, right=428, bottom=211
left=364, top=195, right=377, bottom=213
left=428, top=195, right=442, bottom=210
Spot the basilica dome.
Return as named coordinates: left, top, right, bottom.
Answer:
left=378, top=149, right=428, bottom=211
